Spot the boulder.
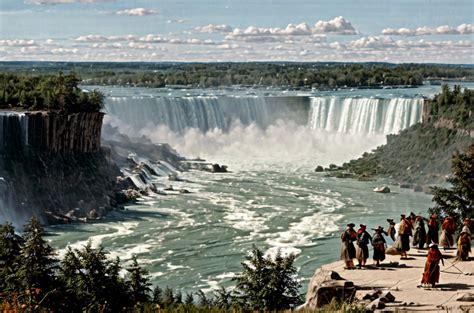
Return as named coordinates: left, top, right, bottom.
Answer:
left=374, top=186, right=390, bottom=193
left=366, top=298, right=386, bottom=311
left=315, top=165, right=324, bottom=172
left=380, top=291, right=396, bottom=303
left=301, top=269, right=355, bottom=309
left=456, top=293, right=474, bottom=302
left=211, top=163, right=228, bottom=173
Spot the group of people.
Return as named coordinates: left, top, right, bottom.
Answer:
left=340, top=213, right=472, bottom=288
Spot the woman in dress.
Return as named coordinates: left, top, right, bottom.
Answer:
left=356, top=224, right=372, bottom=268
left=413, top=216, right=427, bottom=249
left=456, top=218, right=471, bottom=261
left=372, top=226, right=387, bottom=266
left=421, top=243, right=444, bottom=288
left=398, top=215, right=411, bottom=259
left=340, top=223, right=357, bottom=269
left=426, top=213, right=439, bottom=245
left=439, top=216, right=455, bottom=250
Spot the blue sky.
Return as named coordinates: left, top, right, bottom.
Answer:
left=0, top=0, right=472, bottom=63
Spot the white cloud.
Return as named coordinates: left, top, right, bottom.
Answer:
left=0, top=39, right=37, bottom=47
left=195, top=24, right=233, bottom=33
left=313, top=16, right=357, bottom=35
left=28, top=0, right=114, bottom=5
left=223, top=17, right=355, bottom=43
left=116, top=8, right=158, bottom=17
left=382, top=23, right=472, bottom=36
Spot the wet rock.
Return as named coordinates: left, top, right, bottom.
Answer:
left=211, top=163, right=228, bottom=173
left=374, top=186, right=390, bottom=193
left=315, top=165, right=324, bottom=172
left=179, top=189, right=190, bottom=194
left=164, top=185, right=174, bottom=191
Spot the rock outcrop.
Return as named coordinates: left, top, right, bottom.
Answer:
left=300, top=269, right=355, bottom=309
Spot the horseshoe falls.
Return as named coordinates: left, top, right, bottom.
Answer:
left=47, top=87, right=433, bottom=295
left=104, top=95, right=423, bottom=135
left=308, top=97, right=423, bottom=134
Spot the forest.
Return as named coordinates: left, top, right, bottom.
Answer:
left=0, top=72, right=103, bottom=112
left=0, top=61, right=472, bottom=89
left=0, top=217, right=303, bottom=312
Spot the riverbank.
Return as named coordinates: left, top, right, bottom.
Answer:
left=307, top=248, right=473, bottom=312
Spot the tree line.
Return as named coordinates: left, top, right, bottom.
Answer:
left=1, top=62, right=473, bottom=89
left=0, top=72, right=103, bottom=112
left=0, top=217, right=302, bottom=312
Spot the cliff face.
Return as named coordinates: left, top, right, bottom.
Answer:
left=0, top=111, right=119, bottom=225
left=0, top=111, right=104, bottom=154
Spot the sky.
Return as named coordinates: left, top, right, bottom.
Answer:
left=0, top=0, right=472, bottom=63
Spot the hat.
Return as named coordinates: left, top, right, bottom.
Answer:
left=372, top=226, right=384, bottom=232
left=387, top=218, right=394, bottom=223
left=360, top=224, right=366, bottom=228
left=464, top=218, right=471, bottom=224
left=347, top=223, right=355, bottom=228
left=401, top=214, right=406, bottom=218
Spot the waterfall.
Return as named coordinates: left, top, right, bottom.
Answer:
left=104, top=95, right=423, bottom=136
left=308, top=97, right=423, bottom=134
left=104, top=96, right=308, bottom=133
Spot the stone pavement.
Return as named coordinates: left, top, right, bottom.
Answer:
left=319, top=248, right=474, bottom=312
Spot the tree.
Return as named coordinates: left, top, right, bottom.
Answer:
left=126, top=255, right=151, bottom=305
left=18, top=217, right=59, bottom=310
left=59, top=241, right=130, bottom=312
left=233, top=245, right=302, bottom=310
left=0, top=222, right=24, bottom=294
left=430, top=145, right=474, bottom=230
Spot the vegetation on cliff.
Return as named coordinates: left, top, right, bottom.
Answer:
left=430, top=145, right=474, bottom=230
left=0, top=219, right=302, bottom=312
left=341, top=85, right=474, bottom=184
left=0, top=72, right=103, bottom=112
left=1, top=61, right=473, bottom=89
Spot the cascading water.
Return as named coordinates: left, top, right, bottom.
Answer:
left=308, top=97, right=423, bottom=134
left=104, top=95, right=422, bottom=135
left=104, top=96, right=308, bottom=133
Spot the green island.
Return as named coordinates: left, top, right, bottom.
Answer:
left=0, top=62, right=473, bottom=89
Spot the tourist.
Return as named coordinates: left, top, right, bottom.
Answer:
left=413, top=216, right=427, bottom=249
left=372, top=226, right=387, bottom=266
left=421, top=243, right=444, bottom=288
left=386, top=219, right=396, bottom=241
left=356, top=224, right=372, bottom=269
left=440, top=216, right=455, bottom=250
left=456, top=218, right=471, bottom=261
left=340, top=223, right=357, bottom=270
left=426, top=213, right=439, bottom=245
left=398, top=214, right=411, bottom=259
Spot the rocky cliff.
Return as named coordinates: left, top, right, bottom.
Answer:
left=0, top=111, right=119, bottom=225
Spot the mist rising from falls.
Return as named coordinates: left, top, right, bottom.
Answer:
left=104, top=95, right=422, bottom=168
left=309, top=97, right=423, bottom=134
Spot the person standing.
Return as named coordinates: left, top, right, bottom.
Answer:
left=340, top=223, right=357, bottom=269
left=372, top=226, right=387, bottom=266
left=356, top=224, right=372, bottom=269
left=440, top=216, right=456, bottom=250
left=456, top=218, right=471, bottom=261
left=413, top=216, right=427, bottom=249
left=421, top=243, right=444, bottom=288
left=426, top=213, right=439, bottom=245
left=386, top=219, right=396, bottom=241
left=398, top=215, right=411, bottom=259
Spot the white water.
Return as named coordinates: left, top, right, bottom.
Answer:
left=308, top=97, right=423, bottom=134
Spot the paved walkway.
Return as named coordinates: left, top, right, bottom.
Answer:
left=319, top=248, right=474, bottom=312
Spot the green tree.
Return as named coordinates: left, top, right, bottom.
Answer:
left=0, top=222, right=24, bottom=294
left=59, top=241, right=130, bottom=312
left=430, top=145, right=474, bottom=229
left=233, top=245, right=302, bottom=310
left=18, top=217, right=59, bottom=310
left=126, top=255, right=152, bottom=305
